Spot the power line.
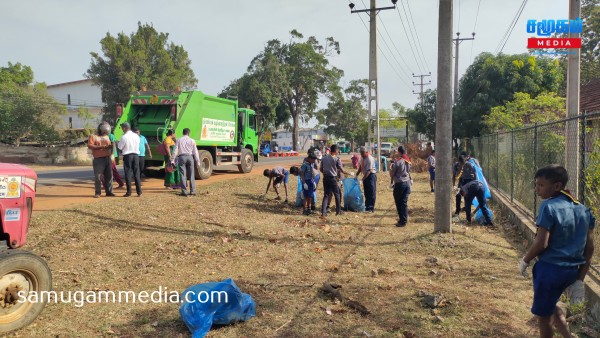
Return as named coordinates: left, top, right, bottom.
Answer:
left=395, top=5, right=424, bottom=74
left=469, top=0, right=482, bottom=64
left=377, top=17, right=413, bottom=82
left=352, top=4, right=412, bottom=90
left=378, top=16, right=413, bottom=79
left=495, top=0, right=528, bottom=54
left=399, top=0, right=427, bottom=73
left=405, top=0, right=431, bottom=72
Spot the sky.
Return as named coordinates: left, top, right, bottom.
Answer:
left=1, top=0, right=568, bottom=115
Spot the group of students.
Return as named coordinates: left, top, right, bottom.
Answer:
left=262, top=144, right=354, bottom=216
left=87, top=122, right=152, bottom=198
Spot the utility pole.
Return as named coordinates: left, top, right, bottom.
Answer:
left=435, top=0, right=453, bottom=233
left=452, top=32, right=475, bottom=103
left=412, top=72, right=432, bottom=109
left=350, top=0, right=397, bottom=171
left=566, top=0, right=580, bottom=197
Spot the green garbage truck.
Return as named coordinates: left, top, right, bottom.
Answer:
left=114, top=90, right=259, bottom=179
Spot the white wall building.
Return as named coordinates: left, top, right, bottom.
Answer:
left=46, top=79, right=103, bottom=129
left=272, top=128, right=329, bottom=152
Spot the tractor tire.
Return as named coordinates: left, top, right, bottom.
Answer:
left=0, top=250, right=52, bottom=333
left=238, top=149, right=254, bottom=174
left=195, top=150, right=213, bottom=180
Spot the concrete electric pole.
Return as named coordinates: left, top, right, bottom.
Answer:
left=350, top=0, right=397, bottom=171
left=566, top=0, right=580, bottom=197
left=434, top=0, right=453, bottom=233
left=452, top=32, right=475, bottom=103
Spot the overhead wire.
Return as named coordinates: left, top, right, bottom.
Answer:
left=399, top=0, right=428, bottom=73
left=353, top=4, right=413, bottom=90
left=404, top=0, right=432, bottom=72
left=495, top=0, right=528, bottom=54
left=469, top=0, right=482, bottom=64
left=395, top=4, right=425, bottom=74
left=378, top=16, right=414, bottom=79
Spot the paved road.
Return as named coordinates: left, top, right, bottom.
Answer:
left=36, top=156, right=303, bottom=185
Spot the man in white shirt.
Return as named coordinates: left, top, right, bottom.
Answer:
left=118, top=122, right=142, bottom=197
left=172, top=127, right=201, bottom=196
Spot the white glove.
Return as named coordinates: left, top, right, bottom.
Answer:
left=303, top=183, right=308, bottom=190
left=349, top=172, right=355, bottom=177
left=519, top=257, right=530, bottom=278
left=389, top=183, right=395, bottom=189
left=453, top=187, right=460, bottom=194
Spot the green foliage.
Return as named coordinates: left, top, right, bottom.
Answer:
left=454, top=53, right=564, bottom=138
left=316, top=79, right=368, bottom=150
left=0, top=63, right=65, bottom=145
left=86, top=22, right=197, bottom=124
left=221, top=30, right=343, bottom=151
left=585, top=138, right=600, bottom=219
left=0, top=62, right=34, bottom=87
left=484, top=92, right=566, bottom=131
left=407, top=89, right=436, bottom=140
left=581, top=0, right=600, bottom=83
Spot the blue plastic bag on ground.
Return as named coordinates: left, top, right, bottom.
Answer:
left=342, top=178, right=365, bottom=212
left=295, top=176, right=317, bottom=207
left=180, top=278, right=256, bottom=338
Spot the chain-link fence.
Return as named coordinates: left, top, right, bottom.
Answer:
left=471, top=111, right=600, bottom=264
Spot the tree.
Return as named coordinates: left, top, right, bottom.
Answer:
left=581, top=0, right=600, bottom=83
left=317, top=79, right=368, bottom=151
left=0, top=62, right=64, bottom=146
left=454, top=53, right=563, bottom=138
left=86, top=23, right=197, bottom=124
left=407, top=89, right=436, bottom=140
left=484, top=92, right=566, bottom=131
left=224, top=30, right=343, bottom=151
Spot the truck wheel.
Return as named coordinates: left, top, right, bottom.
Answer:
left=195, top=150, right=213, bottom=180
left=0, top=250, right=52, bottom=333
left=238, top=149, right=254, bottom=173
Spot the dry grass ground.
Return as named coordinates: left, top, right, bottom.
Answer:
left=6, top=172, right=595, bottom=337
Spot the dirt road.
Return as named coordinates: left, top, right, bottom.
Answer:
left=34, top=157, right=307, bottom=211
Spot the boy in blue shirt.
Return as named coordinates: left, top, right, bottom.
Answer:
left=519, top=165, right=595, bottom=338
left=299, top=153, right=317, bottom=215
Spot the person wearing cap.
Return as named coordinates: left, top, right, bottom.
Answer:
left=117, top=122, right=142, bottom=197
left=88, top=122, right=115, bottom=198
left=320, top=144, right=353, bottom=216
left=356, top=146, right=377, bottom=212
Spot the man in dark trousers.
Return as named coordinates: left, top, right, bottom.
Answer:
left=320, top=144, right=353, bottom=216
left=117, top=122, right=142, bottom=197
left=356, top=146, right=377, bottom=212
left=461, top=180, right=494, bottom=226
left=390, top=145, right=412, bottom=227
left=172, top=128, right=201, bottom=197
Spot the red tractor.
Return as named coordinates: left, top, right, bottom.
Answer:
left=0, top=163, right=51, bottom=333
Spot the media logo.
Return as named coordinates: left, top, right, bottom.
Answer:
left=526, top=18, right=582, bottom=49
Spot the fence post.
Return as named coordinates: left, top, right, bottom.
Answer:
left=496, top=132, right=499, bottom=188
left=511, top=130, right=514, bottom=202
left=580, top=113, right=586, bottom=203
left=533, top=123, right=538, bottom=219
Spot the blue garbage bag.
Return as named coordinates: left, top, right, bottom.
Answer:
left=342, top=178, right=366, bottom=212
left=469, top=159, right=491, bottom=199
left=295, top=176, right=317, bottom=207
left=180, top=278, right=256, bottom=338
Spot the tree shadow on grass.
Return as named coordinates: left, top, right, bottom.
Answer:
left=108, top=305, right=189, bottom=337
